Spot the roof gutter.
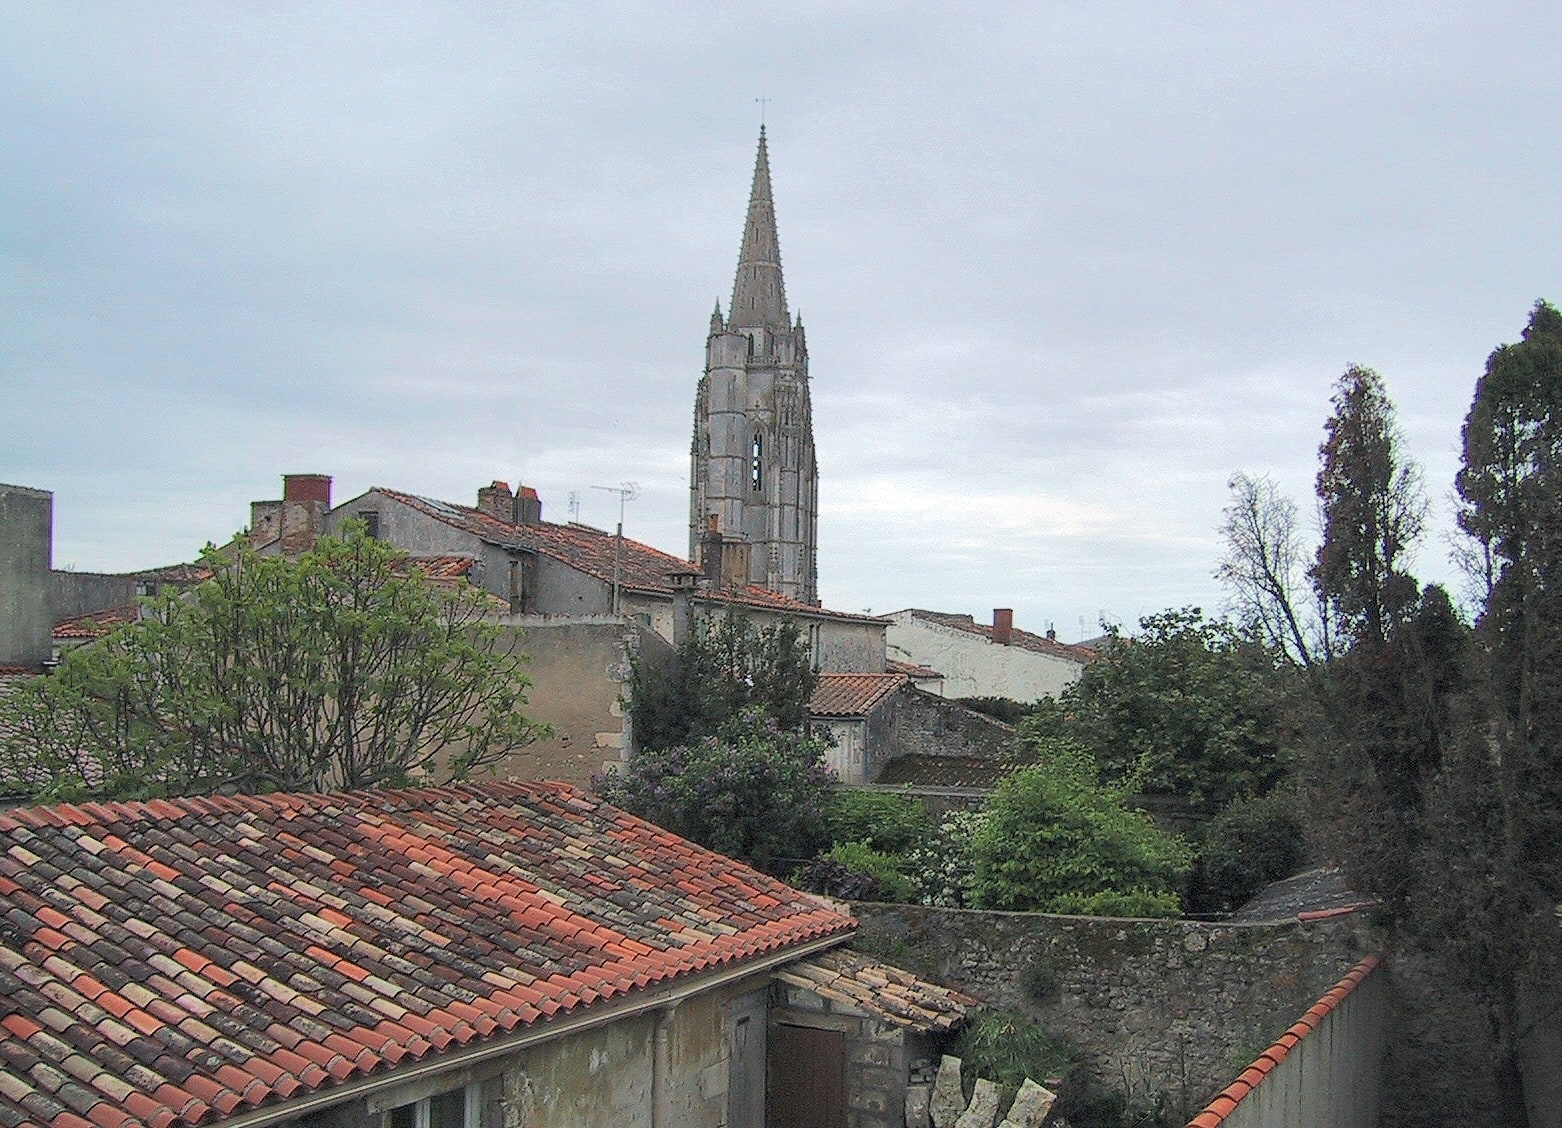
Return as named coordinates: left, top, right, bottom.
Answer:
left=212, top=931, right=850, bottom=1128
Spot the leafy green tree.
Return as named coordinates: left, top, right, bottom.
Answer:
left=628, top=610, right=818, bottom=752
left=596, top=706, right=834, bottom=872
left=0, top=525, right=546, bottom=799
left=1416, top=298, right=1562, bottom=1125
left=969, top=738, right=1191, bottom=916
left=1183, top=789, right=1306, bottom=915
left=1312, top=364, right=1426, bottom=650
left=1025, top=608, right=1294, bottom=818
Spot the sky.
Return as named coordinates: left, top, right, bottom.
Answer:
left=4, top=3, right=1559, bottom=642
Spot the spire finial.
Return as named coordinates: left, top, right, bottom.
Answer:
left=727, top=124, right=788, bottom=332
left=755, top=96, right=769, bottom=128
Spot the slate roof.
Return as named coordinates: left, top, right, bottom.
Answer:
left=809, top=673, right=907, bottom=719
left=1224, top=866, right=1374, bottom=925
left=873, top=754, right=1028, bottom=790
left=775, top=949, right=973, bottom=1034
left=898, top=610, right=1098, bottom=665
left=0, top=782, right=854, bottom=1128
left=376, top=490, right=882, bottom=624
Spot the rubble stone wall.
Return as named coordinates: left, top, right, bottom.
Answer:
left=850, top=903, right=1378, bottom=1122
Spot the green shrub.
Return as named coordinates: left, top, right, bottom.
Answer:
left=826, top=789, right=933, bottom=854
left=970, top=739, right=1192, bottom=915
left=951, top=1009, right=1073, bottom=1105
left=905, top=808, right=986, bottom=907
left=1047, top=889, right=1183, bottom=919
left=825, top=841, right=917, bottom=902
left=1185, top=790, right=1307, bottom=914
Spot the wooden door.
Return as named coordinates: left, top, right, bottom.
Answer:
left=768, top=1023, right=847, bottom=1128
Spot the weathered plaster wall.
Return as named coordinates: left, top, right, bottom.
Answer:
left=885, top=615, right=1085, bottom=701
left=0, top=484, right=52, bottom=668
left=48, top=570, right=136, bottom=620
left=306, top=980, right=760, bottom=1128
left=475, top=618, right=659, bottom=787
left=812, top=618, right=888, bottom=676
left=850, top=904, right=1378, bottom=1120
left=1206, top=960, right=1386, bottom=1128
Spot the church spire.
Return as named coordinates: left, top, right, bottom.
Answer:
left=728, top=126, right=789, bottom=333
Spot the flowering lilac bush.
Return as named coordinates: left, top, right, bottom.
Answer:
left=597, top=706, right=835, bottom=873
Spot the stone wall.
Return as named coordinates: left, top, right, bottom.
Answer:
left=850, top=903, right=1379, bottom=1123
left=884, top=689, right=1016, bottom=766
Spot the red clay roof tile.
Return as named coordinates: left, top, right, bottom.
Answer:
left=0, top=782, right=853, bottom=1128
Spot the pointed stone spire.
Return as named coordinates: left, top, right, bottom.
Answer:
left=728, top=126, right=789, bottom=333
left=710, top=300, right=725, bottom=335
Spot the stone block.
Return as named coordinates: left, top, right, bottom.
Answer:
left=954, top=1078, right=1001, bottom=1128
left=905, top=1081, right=932, bottom=1128
left=850, top=1042, right=892, bottom=1067
left=999, top=1078, right=1056, bottom=1127
left=930, top=1055, right=965, bottom=1127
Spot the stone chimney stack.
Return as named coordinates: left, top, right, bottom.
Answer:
left=477, top=481, right=516, bottom=524
left=280, top=474, right=331, bottom=556
left=993, top=608, right=1014, bottom=646
left=699, top=516, right=752, bottom=590
left=517, top=486, right=542, bottom=525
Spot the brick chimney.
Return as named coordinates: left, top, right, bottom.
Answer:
left=477, top=481, right=516, bottom=523
left=280, top=474, right=331, bottom=556
left=993, top=608, right=1014, bottom=646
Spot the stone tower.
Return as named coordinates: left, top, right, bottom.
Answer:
left=689, top=127, right=819, bottom=605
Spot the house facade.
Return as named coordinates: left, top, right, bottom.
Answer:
left=886, top=608, right=1096, bottom=703
left=0, top=783, right=965, bottom=1128
left=246, top=473, right=886, bottom=783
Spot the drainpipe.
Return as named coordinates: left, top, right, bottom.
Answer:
left=652, top=1003, right=679, bottom=1128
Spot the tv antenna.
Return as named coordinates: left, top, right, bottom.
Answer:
left=590, top=482, right=640, bottom=615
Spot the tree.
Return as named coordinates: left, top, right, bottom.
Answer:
left=1423, top=299, right=1562, bottom=1125
left=628, top=610, right=817, bottom=752
left=1312, top=364, right=1425, bottom=649
left=596, top=706, right=834, bottom=872
left=968, top=738, right=1191, bottom=916
left=1216, top=471, right=1322, bottom=667
left=0, top=525, right=546, bottom=799
left=1025, top=608, right=1295, bottom=819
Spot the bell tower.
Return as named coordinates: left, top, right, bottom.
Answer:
left=690, top=127, right=819, bottom=604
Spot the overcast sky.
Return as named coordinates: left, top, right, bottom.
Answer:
left=5, top=3, right=1559, bottom=640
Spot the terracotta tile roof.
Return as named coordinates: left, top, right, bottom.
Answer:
left=900, top=610, right=1098, bottom=665
left=775, top=949, right=974, bottom=1033
left=53, top=606, right=139, bottom=641
left=1187, top=955, right=1383, bottom=1128
left=874, top=754, right=1028, bottom=790
left=131, top=564, right=215, bottom=586
left=809, top=674, right=907, bottom=718
left=886, top=659, right=943, bottom=680
left=377, top=490, right=883, bottom=624
left=0, top=782, right=854, bottom=1128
